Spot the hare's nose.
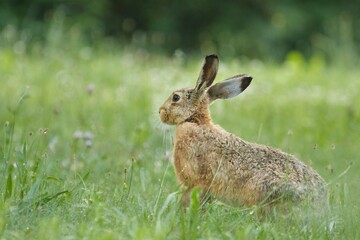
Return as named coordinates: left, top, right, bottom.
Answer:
left=159, top=107, right=165, bottom=114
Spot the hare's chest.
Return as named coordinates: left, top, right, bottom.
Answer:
left=173, top=137, right=201, bottom=186
left=173, top=130, right=217, bottom=186
left=173, top=123, right=225, bottom=183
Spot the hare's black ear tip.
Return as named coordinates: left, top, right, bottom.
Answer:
left=206, top=54, right=218, bottom=60
left=241, top=75, right=252, bottom=92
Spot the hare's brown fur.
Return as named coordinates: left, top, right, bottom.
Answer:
left=159, top=55, right=327, bottom=209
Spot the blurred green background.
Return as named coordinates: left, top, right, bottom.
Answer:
left=1, top=1, right=360, bottom=239
left=1, top=0, right=359, bottom=61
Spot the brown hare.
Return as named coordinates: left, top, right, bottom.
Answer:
left=159, top=55, right=327, bottom=210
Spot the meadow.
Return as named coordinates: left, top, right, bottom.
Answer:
left=1, top=32, right=360, bottom=239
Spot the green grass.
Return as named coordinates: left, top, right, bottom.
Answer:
left=1, top=35, right=360, bottom=239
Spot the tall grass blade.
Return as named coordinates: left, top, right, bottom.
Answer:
left=70, top=171, right=90, bottom=192
left=127, top=158, right=134, bottom=197
left=154, top=161, right=170, bottom=214
left=4, top=167, right=13, bottom=201
left=36, top=190, right=69, bottom=207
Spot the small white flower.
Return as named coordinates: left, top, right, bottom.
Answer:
left=84, top=131, right=94, bottom=140
left=73, top=130, right=83, bottom=139
left=85, top=140, right=92, bottom=148
left=87, top=84, right=95, bottom=95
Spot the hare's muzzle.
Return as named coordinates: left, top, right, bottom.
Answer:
left=159, top=107, right=167, bottom=123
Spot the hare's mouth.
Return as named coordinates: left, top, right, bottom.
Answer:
left=159, top=108, right=169, bottom=123
left=159, top=108, right=178, bottom=125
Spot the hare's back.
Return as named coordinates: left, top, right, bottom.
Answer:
left=236, top=138, right=318, bottom=179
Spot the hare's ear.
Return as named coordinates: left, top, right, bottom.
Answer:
left=194, top=55, right=219, bottom=94
left=208, top=74, right=252, bottom=102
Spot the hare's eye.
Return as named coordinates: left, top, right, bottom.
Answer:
left=172, top=94, right=180, bottom=102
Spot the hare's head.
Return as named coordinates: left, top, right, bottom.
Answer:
left=159, top=55, right=252, bottom=125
